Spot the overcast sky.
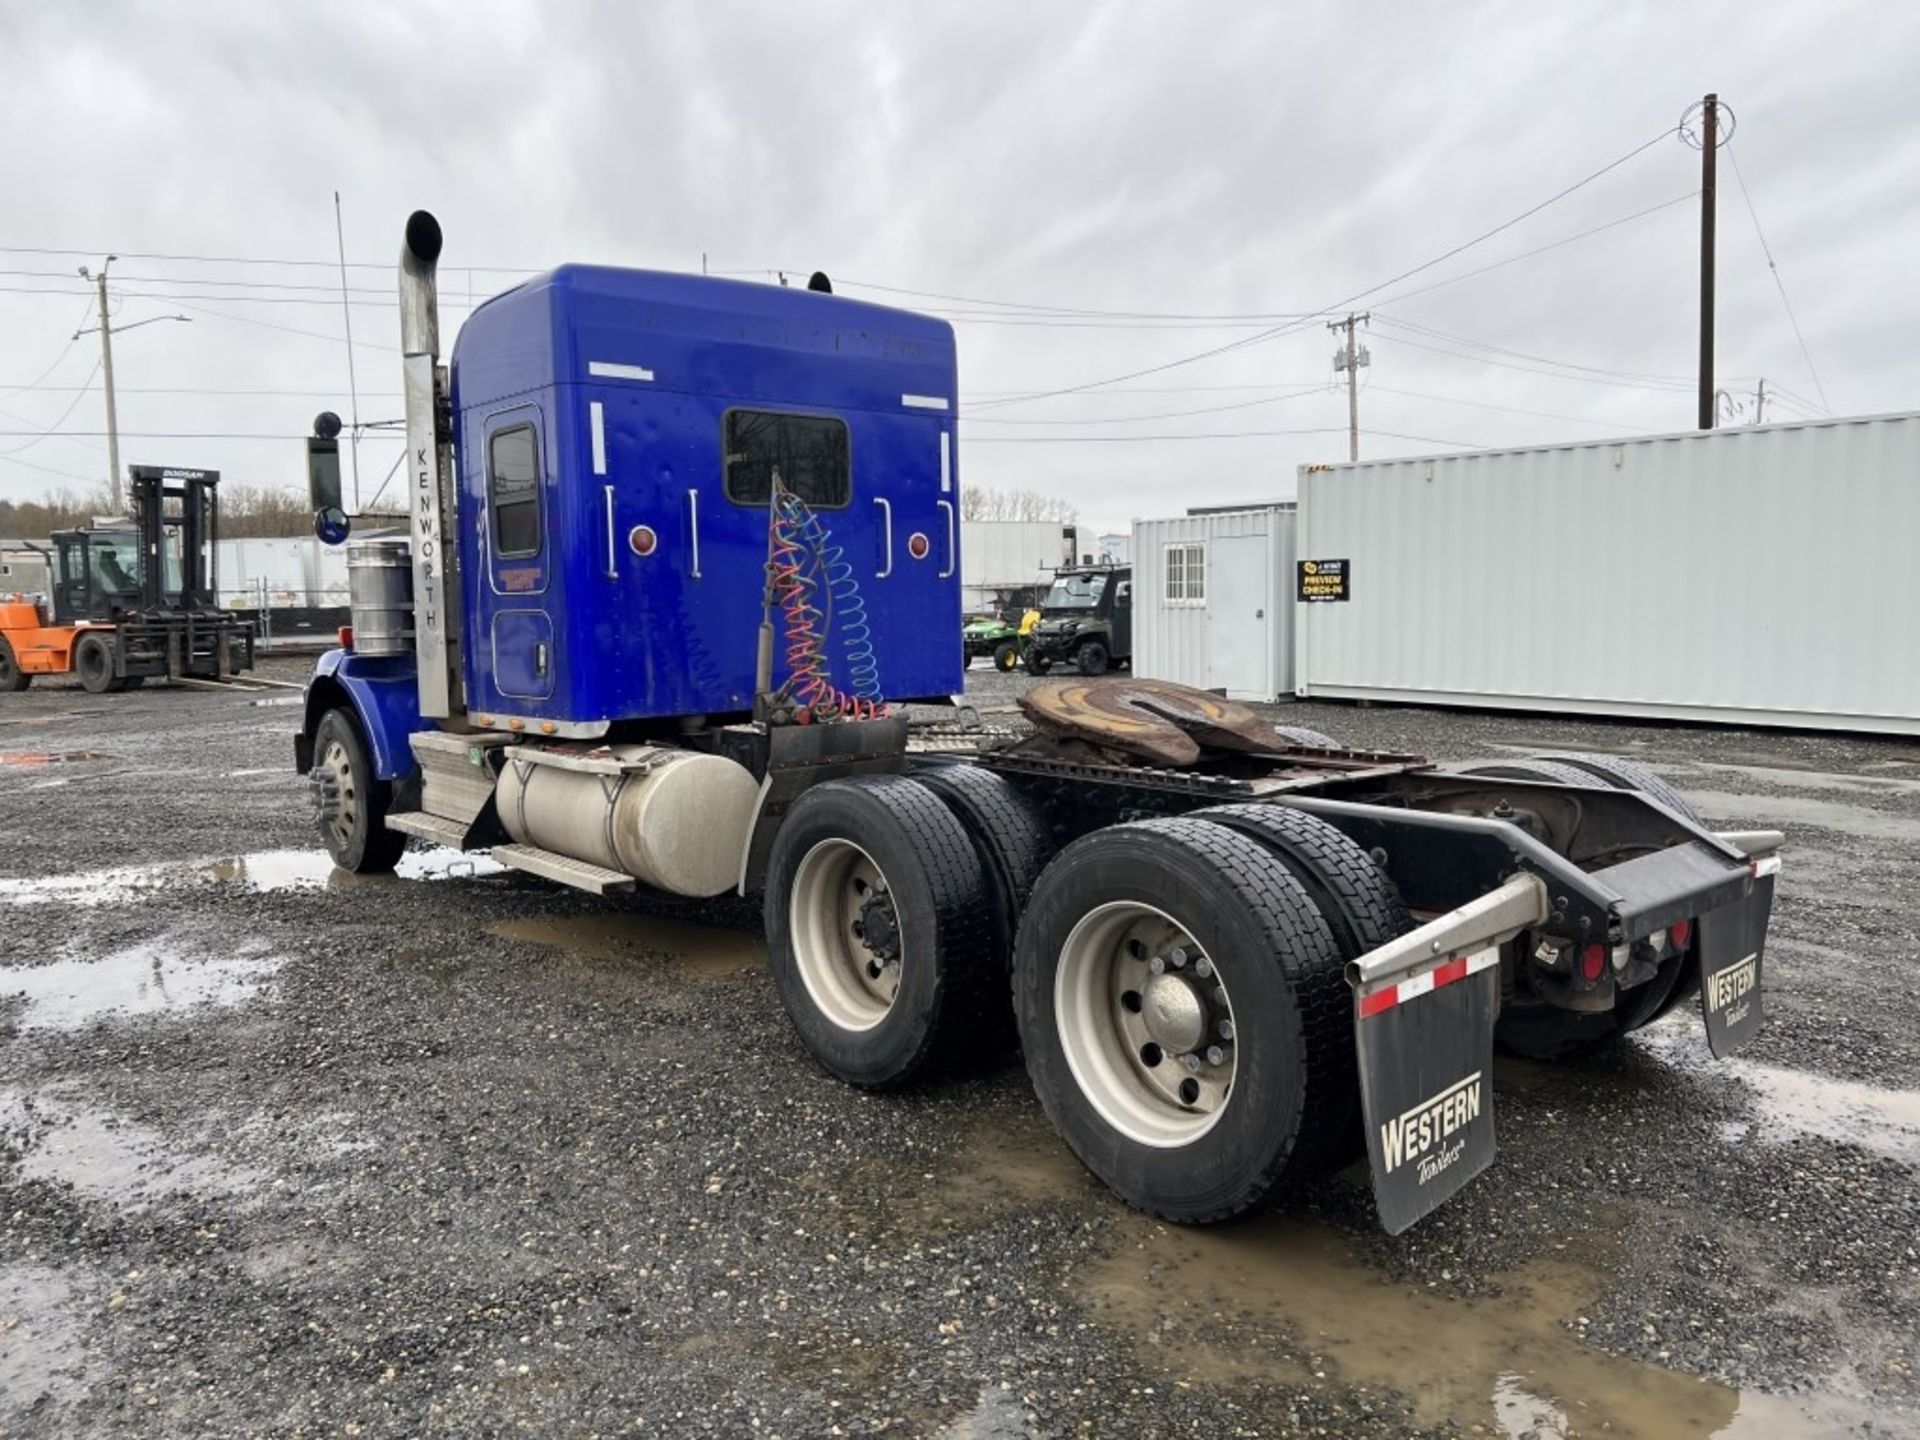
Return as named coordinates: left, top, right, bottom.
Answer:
left=1, top=1, right=1912, bottom=534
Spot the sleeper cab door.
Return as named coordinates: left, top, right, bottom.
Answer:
left=481, top=413, right=555, bottom=703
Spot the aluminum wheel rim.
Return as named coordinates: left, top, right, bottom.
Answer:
left=789, top=838, right=902, bottom=1032
left=1056, top=901, right=1237, bottom=1148
left=320, top=738, right=359, bottom=852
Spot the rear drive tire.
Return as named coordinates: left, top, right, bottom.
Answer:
left=1014, top=818, right=1349, bottom=1223
left=1075, top=640, right=1109, bottom=676
left=0, top=638, right=28, bottom=692
left=313, top=707, right=407, bottom=874
left=766, top=776, right=996, bottom=1089
left=75, top=633, right=123, bottom=694
left=993, top=640, right=1021, bottom=673
left=1529, top=752, right=1702, bottom=824
left=1272, top=723, right=1339, bottom=748
left=916, top=763, right=1057, bottom=1032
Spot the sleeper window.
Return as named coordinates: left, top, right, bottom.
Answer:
left=489, top=424, right=542, bottom=557
left=724, top=410, right=851, bottom=508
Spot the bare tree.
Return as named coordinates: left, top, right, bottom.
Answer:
left=960, top=484, right=1078, bottom=524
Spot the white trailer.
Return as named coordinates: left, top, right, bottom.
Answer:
left=1294, top=413, right=1920, bottom=735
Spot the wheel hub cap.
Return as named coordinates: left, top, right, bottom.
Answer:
left=1141, top=973, right=1206, bottom=1053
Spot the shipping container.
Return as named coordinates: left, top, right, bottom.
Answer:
left=961, top=520, right=1082, bottom=613
left=1294, top=412, right=1920, bottom=734
left=1132, top=505, right=1296, bottom=700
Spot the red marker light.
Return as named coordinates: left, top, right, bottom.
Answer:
left=628, top=525, right=658, bottom=557
left=1670, top=918, right=1693, bottom=950
left=337, top=625, right=354, bottom=650
left=1580, top=943, right=1607, bottom=981
left=907, top=532, right=930, bottom=560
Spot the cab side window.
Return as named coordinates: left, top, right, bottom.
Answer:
left=489, top=424, right=542, bottom=557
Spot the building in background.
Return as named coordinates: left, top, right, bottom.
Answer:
left=961, top=520, right=1083, bottom=615
left=1131, top=504, right=1297, bottom=701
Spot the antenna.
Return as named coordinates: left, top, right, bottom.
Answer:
left=334, top=190, right=362, bottom=510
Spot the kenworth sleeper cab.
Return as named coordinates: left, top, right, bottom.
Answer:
left=293, top=213, right=1781, bottom=1235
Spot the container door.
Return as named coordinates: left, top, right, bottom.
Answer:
left=1207, top=534, right=1271, bottom=699
left=481, top=411, right=556, bottom=702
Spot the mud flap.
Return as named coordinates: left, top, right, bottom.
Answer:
left=1697, top=856, right=1777, bottom=1058
left=1352, top=947, right=1501, bottom=1235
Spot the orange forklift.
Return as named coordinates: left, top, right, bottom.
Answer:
left=0, top=465, right=253, bottom=693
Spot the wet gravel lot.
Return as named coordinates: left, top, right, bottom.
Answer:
left=3, top=659, right=1918, bottom=1438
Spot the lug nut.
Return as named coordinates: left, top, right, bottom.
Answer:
left=1205, top=1045, right=1226, bottom=1066
left=1194, top=957, right=1214, bottom=979
left=1169, top=947, right=1189, bottom=969
left=1180, top=1052, right=1203, bottom=1073
left=1217, top=1019, right=1234, bottom=1041
left=1147, top=956, right=1167, bottom=976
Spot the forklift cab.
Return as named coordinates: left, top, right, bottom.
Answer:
left=49, top=529, right=156, bottom=625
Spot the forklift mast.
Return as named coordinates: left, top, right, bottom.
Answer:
left=129, top=465, right=220, bottom=612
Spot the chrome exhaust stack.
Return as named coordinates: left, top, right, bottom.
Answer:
left=398, top=210, right=464, bottom=718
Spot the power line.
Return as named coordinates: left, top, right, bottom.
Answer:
left=0, top=300, right=96, bottom=400
left=961, top=385, right=1334, bottom=426
left=970, top=124, right=1680, bottom=413
left=965, top=426, right=1484, bottom=447
left=1364, top=384, right=1630, bottom=429
left=1370, top=315, right=1701, bottom=385
left=0, top=360, right=101, bottom=456
left=1725, top=138, right=1830, bottom=413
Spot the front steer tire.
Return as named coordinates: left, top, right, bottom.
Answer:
left=1014, top=818, right=1350, bottom=1223
left=765, top=776, right=997, bottom=1090
left=312, top=707, right=407, bottom=874
left=0, top=637, right=29, bottom=692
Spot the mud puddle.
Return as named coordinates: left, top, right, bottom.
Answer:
left=489, top=912, right=763, bottom=978
left=1, top=1090, right=265, bottom=1210
left=0, top=749, right=117, bottom=767
left=1682, top=790, right=1920, bottom=843
left=4, top=936, right=281, bottom=1030
left=1634, top=1017, right=1920, bottom=1165
left=0, top=862, right=179, bottom=908
left=206, top=845, right=503, bottom=891
left=0, top=1263, right=94, bottom=1414
left=1083, top=1214, right=1863, bottom=1437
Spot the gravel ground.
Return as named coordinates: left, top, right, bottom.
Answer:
left=2, top=658, right=1918, bottom=1438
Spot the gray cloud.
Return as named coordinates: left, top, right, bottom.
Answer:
left=0, top=0, right=1910, bottom=532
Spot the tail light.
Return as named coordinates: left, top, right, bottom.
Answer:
left=1670, top=918, right=1693, bottom=950
left=337, top=625, right=354, bottom=649
left=1580, top=943, right=1607, bottom=981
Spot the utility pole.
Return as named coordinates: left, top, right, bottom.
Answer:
left=1697, top=92, right=1718, bottom=430
left=90, top=259, right=122, bottom=514
left=1329, top=312, right=1370, bottom=461
left=74, top=261, right=192, bottom=517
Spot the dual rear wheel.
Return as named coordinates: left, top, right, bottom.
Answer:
left=765, top=775, right=1411, bottom=1221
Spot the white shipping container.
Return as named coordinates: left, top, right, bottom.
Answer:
left=1294, top=412, right=1920, bottom=734
left=961, top=520, right=1081, bottom=611
left=216, top=536, right=350, bottom=610
left=1133, top=506, right=1296, bottom=701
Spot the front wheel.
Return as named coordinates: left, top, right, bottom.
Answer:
left=993, top=640, right=1021, bottom=673
left=74, top=633, right=123, bottom=694
left=1015, top=818, right=1350, bottom=1223
left=0, top=637, right=29, bottom=692
left=312, top=708, right=406, bottom=873
left=1074, top=640, right=1109, bottom=676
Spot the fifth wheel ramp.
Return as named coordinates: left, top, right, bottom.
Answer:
left=1016, top=677, right=1294, bottom=767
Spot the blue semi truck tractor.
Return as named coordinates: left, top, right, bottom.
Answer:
left=293, top=213, right=1784, bottom=1234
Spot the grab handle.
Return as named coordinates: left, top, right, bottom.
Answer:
left=687, top=489, right=702, bottom=579
left=874, top=497, right=893, bottom=577
left=936, top=499, right=955, bottom=579
left=603, top=485, right=617, bottom=578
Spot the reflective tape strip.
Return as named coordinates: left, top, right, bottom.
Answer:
left=902, top=393, right=950, bottom=411
left=589, top=402, right=607, bottom=475
left=1751, top=855, right=1782, bottom=878
left=589, top=361, right=654, bottom=381
left=1358, top=946, right=1498, bottom=1020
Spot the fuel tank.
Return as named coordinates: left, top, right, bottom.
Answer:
left=495, top=745, right=758, bottom=898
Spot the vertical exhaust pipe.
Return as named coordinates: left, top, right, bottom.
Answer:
left=398, top=209, right=463, bottom=718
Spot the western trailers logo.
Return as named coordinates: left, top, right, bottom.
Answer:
left=1380, top=1072, right=1483, bottom=1185
left=1705, top=953, right=1759, bottom=1025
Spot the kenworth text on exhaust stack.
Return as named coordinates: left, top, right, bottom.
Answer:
left=291, top=213, right=1782, bottom=1234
